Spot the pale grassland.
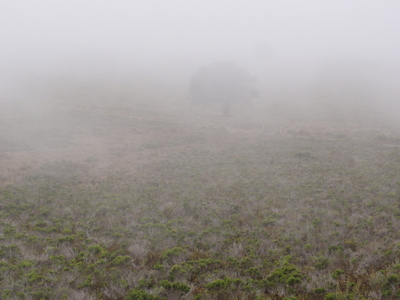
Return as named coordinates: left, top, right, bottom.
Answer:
left=1, top=96, right=400, bottom=299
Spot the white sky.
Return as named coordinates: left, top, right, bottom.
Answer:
left=1, top=1, right=400, bottom=77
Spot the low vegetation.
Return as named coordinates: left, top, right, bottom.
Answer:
left=1, top=101, right=400, bottom=299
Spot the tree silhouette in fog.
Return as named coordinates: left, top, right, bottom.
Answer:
left=189, top=62, right=258, bottom=116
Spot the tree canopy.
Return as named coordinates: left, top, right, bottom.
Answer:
left=189, top=62, right=258, bottom=116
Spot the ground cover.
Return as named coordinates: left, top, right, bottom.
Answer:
left=1, top=100, right=400, bottom=299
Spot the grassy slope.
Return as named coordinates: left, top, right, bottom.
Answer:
left=1, top=99, right=400, bottom=299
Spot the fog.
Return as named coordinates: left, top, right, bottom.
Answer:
left=2, top=1, right=400, bottom=117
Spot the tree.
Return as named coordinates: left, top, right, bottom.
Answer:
left=189, top=62, right=258, bottom=116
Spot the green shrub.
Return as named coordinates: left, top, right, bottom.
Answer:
left=19, top=260, right=34, bottom=268
left=159, top=280, right=190, bottom=293
left=2, top=290, right=11, bottom=299
left=331, top=269, right=345, bottom=280
left=111, top=255, right=130, bottom=265
left=26, top=269, right=44, bottom=282
left=262, top=217, right=277, bottom=226
left=88, top=244, right=103, bottom=254
left=30, top=290, right=50, bottom=299
left=387, top=274, right=399, bottom=283
left=314, top=255, right=329, bottom=269
left=34, top=221, right=47, bottom=228
left=80, top=275, right=92, bottom=287
left=205, top=277, right=243, bottom=291
left=170, top=264, right=184, bottom=274
left=3, top=225, right=17, bottom=236
left=286, top=276, right=301, bottom=285
left=314, top=287, right=326, bottom=294
left=125, top=289, right=160, bottom=300
left=267, top=262, right=302, bottom=286
left=325, top=293, right=337, bottom=300
left=344, top=239, right=357, bottom=251
left=162, top=247, right=185, bottom=261
left=245, top=267, right=261, bottom=279
left=328, top=245, right=343, bottom=253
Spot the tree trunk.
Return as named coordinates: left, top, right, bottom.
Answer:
left=223, top=101, right=231, bottom=117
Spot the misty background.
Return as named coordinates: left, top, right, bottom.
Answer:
left=1, top=0, right=400, bottom=121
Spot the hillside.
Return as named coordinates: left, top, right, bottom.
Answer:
left=1, top=97, right=400, bottom=299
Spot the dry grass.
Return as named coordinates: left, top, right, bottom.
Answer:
left=1, top=95, right=400, bottom=299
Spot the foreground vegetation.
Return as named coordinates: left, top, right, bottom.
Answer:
left=1, top=103, right=400, bottom=299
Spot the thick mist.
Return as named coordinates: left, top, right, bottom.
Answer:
left=3, top=4, right=400, bottom=298
left=1, top=1, right=400, bottom=118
